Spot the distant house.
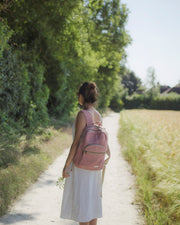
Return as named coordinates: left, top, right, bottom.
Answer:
left=135, top=88, right=144, bottom=94
left=162, top=84, right=180, bottom=94
left=160, top=85, right=170, bottom=93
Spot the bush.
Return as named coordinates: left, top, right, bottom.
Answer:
left=123, top=92, right=180, bottom=111
left=124, top=93, right=151, bottom=109
left=0, top=47, right=49, bottom=131
left=0, top=146, right=21, bottom=168
left=0, top=19, right=13, bottom=57
left=151, top=92, right=180, bottom=110
left=109, top=95, right=124, bottom=112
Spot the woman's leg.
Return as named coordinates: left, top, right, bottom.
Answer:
left=89, top=218, right=97, bottom=225
left=79, top=218, right=97, bottom=225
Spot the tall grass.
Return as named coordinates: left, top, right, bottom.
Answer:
left=0, top=125, right=72, bottom=216
left=118, top=109, right=180, bottom=225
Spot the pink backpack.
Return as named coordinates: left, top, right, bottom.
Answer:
left=73, top=110, right=108, bottom=170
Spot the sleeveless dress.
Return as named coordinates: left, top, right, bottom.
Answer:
left=60, top=111, right=103, bottom=223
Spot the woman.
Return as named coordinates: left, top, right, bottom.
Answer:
left=60, top=82, right=110, bottom=225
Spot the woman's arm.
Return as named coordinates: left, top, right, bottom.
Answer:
left=62, top=111, right=86, bottom=178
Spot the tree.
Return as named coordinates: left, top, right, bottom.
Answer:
left=121, top=70, right=142, bottom=95
left=0, top=0, right=131, bottom=124
left=86, top=0, right=132, bottom=108
left=146, top=67, right=156, bottom=89
left=145, top=67, right=160, bottom=98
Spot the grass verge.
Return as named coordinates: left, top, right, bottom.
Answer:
left=118, top=109, right=180, bottom=225
left=0, top=123, right=72, bottom=216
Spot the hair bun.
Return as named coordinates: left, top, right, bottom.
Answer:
left=78, top=81, right=98, bottom=104
left=89, top=82, right=96, bottom=90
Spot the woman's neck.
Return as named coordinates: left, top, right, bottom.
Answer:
left=83, top=103, right=94, bottom=110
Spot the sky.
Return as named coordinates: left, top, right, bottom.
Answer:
left=121, top=0, right=180, bottom=87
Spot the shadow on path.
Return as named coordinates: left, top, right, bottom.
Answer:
left=0, top=213, right=37, bottom=224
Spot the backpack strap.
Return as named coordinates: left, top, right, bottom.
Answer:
left=81, top=110, right=94, bottom=126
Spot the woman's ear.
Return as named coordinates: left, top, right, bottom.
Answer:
left=79, top=94, right=84, bottom=106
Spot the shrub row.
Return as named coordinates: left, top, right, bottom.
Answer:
left=112, top=92, right=180, bottom=111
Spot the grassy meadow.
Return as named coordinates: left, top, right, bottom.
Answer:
left=118, top=109, right=180, bottom=225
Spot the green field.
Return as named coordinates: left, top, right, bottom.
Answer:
left=119, top=110, right=180, bottom=225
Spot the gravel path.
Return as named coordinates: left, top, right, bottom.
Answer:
left=0, top=113, right=144, bottom=225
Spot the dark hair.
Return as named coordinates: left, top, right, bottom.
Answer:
left=77, top=82, right=98, bottom=103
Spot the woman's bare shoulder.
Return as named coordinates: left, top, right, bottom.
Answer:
left=76, top=110, right=86, bottom=123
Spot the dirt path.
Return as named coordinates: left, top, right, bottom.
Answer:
left=0, top=113, right=144, bottom=225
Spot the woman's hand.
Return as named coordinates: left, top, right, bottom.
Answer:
left=62, top=166, right=70, bottom=178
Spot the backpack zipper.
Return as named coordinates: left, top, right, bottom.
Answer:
left=83, top=144, right=106, bottom=154
left=84, top=150, right=105, bottom=154
left=84, top=143, right=106, bottom=149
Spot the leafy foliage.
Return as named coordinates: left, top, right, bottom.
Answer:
left=121, top=71, right=142, bottom=95
left=109, top=77, right=125, bottom=111
left=151, top=92, right=180, bottom=110
left=0, top=47, right=49, bottom=130
left=0, top=0, right=131, bottom=126
left=122, top=92, right=180, bottom=110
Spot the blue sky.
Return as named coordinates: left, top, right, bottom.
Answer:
left=122, top=0, right=180, bottom=87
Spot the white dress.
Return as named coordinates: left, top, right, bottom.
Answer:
left=60, top=114, right=103, bottom=223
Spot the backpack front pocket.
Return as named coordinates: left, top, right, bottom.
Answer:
left=79, top=144, right=106, bottom=169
